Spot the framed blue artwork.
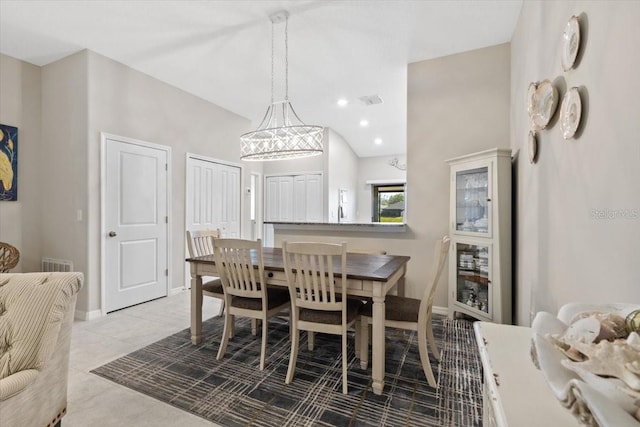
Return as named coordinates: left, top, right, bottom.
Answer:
left=0, top=124, right=18, bottom=201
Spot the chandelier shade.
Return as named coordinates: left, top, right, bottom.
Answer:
left=240, top=101, right=323, bottom=161
left=240, top=10, right=324, bottom=161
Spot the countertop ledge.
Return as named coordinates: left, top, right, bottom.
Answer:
left=265, top=222, right=407, bottom=233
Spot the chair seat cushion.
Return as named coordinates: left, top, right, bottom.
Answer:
left=299, top=298, right=364, bottom=325
left=231, top=287, right=290, bottom=311
left=202, top=279, right=223, bottom=295
left=360, top=294, right=420, bottom=323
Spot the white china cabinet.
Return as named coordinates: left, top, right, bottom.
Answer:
left=446, top=148, right=512, bottom=324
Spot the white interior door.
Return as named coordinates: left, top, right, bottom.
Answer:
left=185, top=155, right=241, bottom=285
left=216, top=164, right=241, bottom=237
left=104, top=135, right=169, bottom=313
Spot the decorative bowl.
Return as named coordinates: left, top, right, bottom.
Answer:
left=531, top=303, right=640, bottom=426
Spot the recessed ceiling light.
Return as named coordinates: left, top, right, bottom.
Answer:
left=337, top=98, right=348, bottom=107
left=374, top=138, right=383, bottom=145
left=360, top=119, right=369, bottom=127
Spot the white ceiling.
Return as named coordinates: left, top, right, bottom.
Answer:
left=0, top=0, right=522, bottom=158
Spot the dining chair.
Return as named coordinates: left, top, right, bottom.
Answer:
left=360, top=235, right=450, bottom=388
left=213, top=238, right=290, bottom=370
left=304, top=249, right=385, bottom=355
left=186, top=229, right=225, bottom=317
left=0, top=241, right=20, bottom=273
left=282, top=241, right=363, bottom=394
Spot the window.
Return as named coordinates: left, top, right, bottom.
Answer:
left=372, top=184, right=405, bottom=222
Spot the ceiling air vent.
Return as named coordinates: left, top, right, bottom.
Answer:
left=358, top=94, right=384, bottom=106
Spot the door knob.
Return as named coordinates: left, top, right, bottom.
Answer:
left=108, top=231, right=117, bottom=237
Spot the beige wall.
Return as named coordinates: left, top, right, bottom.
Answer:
left=276, top=43, right=511, bottom=307
left=2, top=50, right=256, bottom=316
left=511, top=2, right=640, bottom=325
left=327, top=128, right=358, bottom=222
left=0, top=55, right=42, bottom=272
left=84, top=51, right=256, bottom=315
left=40, top=52, right=90, bottom=309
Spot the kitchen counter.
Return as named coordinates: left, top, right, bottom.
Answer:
left=265, top=221, right=407, bottom=233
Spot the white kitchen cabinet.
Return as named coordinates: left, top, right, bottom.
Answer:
left=446, top=148, right=512, bottom=324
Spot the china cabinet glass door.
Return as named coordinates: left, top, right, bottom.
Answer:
left=455, top=242, right=491, bottom=316
left=455, top=166, right=490, bottom=235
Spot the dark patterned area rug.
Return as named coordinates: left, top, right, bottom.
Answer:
left=91, top=314, right=482, bottom=426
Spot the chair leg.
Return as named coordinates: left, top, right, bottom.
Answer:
left=308, top=331, right=315, bottom=351
left=426, top=317, right=441, bottom=361
left=286, top=328, right=299, bottom=385
left=259, top=317, right=268, bottom=370
left=360, top=317, right=369, bottom=369
left=342, top=329, right=348, bottom=394
left=216, top=299, right=225, bottom=317
left=217, top=312, right=232, bottom=361
left=418, top=322, right=438, bottom=388
left=251, top=319, right=258, bottom=336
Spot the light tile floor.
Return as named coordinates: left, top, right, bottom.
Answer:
left=66, top=291, right=222, bottom=427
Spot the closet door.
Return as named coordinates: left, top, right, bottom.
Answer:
left=305, top=174, right=323, bottom=222
left=293, top=175, right=307, bottom=222
left=265, top=176, right=279, bottom=222
left=185, top=155, right=241, bottom=285
left=217, top=163, right=240, bottom=237
left=265, top=174, right=322, bottom=222
left=277, top=176, right=294, bottom=221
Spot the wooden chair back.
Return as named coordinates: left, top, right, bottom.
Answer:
left=186, top=229, right=220, bottom=258
left=420, top=235, right=451, bottom=314
left=282, top=241, right=347, bottom=313
left=0, top=242, right=20, bottom=273
left=213, top=238, right=265, bottom=300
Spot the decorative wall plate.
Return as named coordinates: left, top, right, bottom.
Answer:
left=561, top=16, right=581, bottom=71
left=528, top=131, right=538, bottom=164
left=530, top=79, right=558, bottom=130
left=527, top=81, right=538, bottom=125
left=560, top=87, right=582, bottom=139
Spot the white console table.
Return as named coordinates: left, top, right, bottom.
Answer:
left=474, top=322, right=579, bottom=426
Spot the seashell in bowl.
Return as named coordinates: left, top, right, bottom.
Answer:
left=570, top=311, right=628, bottom=342
left=564, top=317, right=601, bottom=344
left=532, top=304, right=640, bottom=425
left=560, top=337, right=640, bottom=391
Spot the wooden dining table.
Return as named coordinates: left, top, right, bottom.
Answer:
left=186, top=247, right=410, bottom=395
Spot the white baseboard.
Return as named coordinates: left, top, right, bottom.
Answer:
left=433, top=305, right=449, bottom=316
left=74, top=309, right=103, bottom=321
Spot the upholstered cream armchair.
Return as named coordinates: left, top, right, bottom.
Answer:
left=0, top=272, right=83, bottom=427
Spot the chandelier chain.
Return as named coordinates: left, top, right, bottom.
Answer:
left=270, top=20, right=274, bottom=105
left=285, top=15, right=289, bottom=101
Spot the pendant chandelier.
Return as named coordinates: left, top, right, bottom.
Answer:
left=240, top=11, right=324, bottom=161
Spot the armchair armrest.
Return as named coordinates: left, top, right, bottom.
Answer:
left=0, top=369, right=38, bottom=400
